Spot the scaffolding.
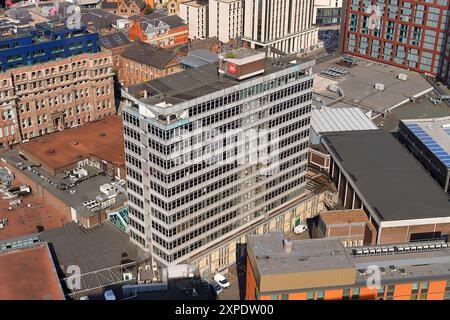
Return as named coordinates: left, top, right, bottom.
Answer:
left=62, top=262, right=136, bottom=297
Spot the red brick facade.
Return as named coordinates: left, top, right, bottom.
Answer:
left=129, top=20, right=189, bottom=48
left=119, top=55, right=181, bottom=86
left=0, top=73, right=20, bottom=149
left=1, top=52, right=115, bottom=144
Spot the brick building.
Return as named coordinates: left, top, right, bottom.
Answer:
left=189, top=37, right=222, bottom=54
left=16, top=115, right=125, bottom=178
left=99, top=31, right=132, bottom=72
left=80, top=8, right=128, bottom=34
left=101, top=0, right=148, bottom=17
left=0, top=73, right=20, bottom=149
left=2, top=51, right=115, bottom=142
left=0, top=242, right=65, bottom=300
left=246, top=231, right=450, bottom=300
left=118, top=40, right=181, bottom=86
left=308, top=144, right=331, bottom=172
left=1, top=116, right=128, bottom=229
left=315, top=209, right=377, bottom=246
left=167, top=0, right=191, bottom=15
left=128, top=12, right=188, bottom=48
left=340, top=0, right=450, bottom=78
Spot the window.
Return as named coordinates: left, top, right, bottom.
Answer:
left=445, top=281, right=450, bottom=300
left=352, top=288, right=360, bottom=299
left=316, top=291, right=324, bottom=300
left=419, top=282, right=428, bottom=300
left=343, top=288, right=350, bottom=300
left=377, top=286, right=385, bottom=299
left=386, top=285, right=395, bottom=299
left=307, top=291, right=314, bottom=300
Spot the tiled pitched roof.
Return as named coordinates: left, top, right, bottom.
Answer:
left=120, top=40, right=179, bottom=69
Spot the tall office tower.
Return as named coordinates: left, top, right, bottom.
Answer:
left=209, top=0, right=244, bottom=43
left=121, top=49, right=314, bottom=271
left=441, top=38, right=450, bottom=84
left=243, top=0, right=319, bottom=54
left=179, top=0, right=209, bottom=40
left=340, top=0, right=450, bottom=78
left=313, top=0, right=343, bottom=27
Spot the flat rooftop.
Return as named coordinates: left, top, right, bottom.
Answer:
left=182, top=0, right=208, bottom=7
left=0, top=180, right=69, bottom=241
left=322, top=130, right=450, bottom=222
left=349, top=244, right=450, bottom=285
left=382, top=92, right=450, bottom=132
left=0, top=243, right=64, bottom=300
left=1, top=149, right=127, bottom=216
left=125, top=55, right=314, bottom=106
left=130, top=278, right=213, bottom=300
left=41, top=222, right=144, bottom=274
left=18, top=116, right=125, bottom=172
left=220, top=47, right=262, bottom=59
left=250, top=232, right=450, bottom=290
left=319, top=209, right=369, bottom=225
left=402, top=116, right=450, bottom=168
left=248, top=232, right=353, bottom=276
left=313, top=56, right=433, bottom=114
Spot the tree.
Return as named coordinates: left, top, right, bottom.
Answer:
left=144, top=6, right=154, bottom=15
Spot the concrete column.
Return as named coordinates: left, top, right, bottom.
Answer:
left=351, top=191, right=356, bottom=209
left=445, top=171, right=449, bottom=194
left=337, top=167, right=341, bottom=189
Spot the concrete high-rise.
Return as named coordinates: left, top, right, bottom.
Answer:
left=208, top=0, right=244, bottom=43
left=179, top=1, right=208, bottom=40
left=243, top=0, right=319, bottom=54
left=121, top=49, right=315, bottom=269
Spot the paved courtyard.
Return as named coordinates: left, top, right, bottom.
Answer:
left=217, top=260, right=247, bottom=300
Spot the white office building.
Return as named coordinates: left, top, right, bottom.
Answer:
left=179, top=1, right=208, bottom=39
left=208, top=0, right=243, bottom=43
left=313, top=0, right=342, bottom=26
left=121, top=49, right=315, bottom=269
left=243, top=0, right=319, bottom=54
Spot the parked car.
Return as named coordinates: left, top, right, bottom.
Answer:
left=211, top=281, right=224, bottom=296
left=293, top=224, right=308, bottom=235
left=213, top=273, right=230, bottom=289
left=104, top=290, right=116, bottom=300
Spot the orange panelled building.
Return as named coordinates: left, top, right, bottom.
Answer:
left=246, top=232, right=450, bottom=301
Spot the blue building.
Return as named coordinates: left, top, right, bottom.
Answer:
left=0, top=23, right=100, bottom=72
left=399, top=116, right=450, bottom=194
